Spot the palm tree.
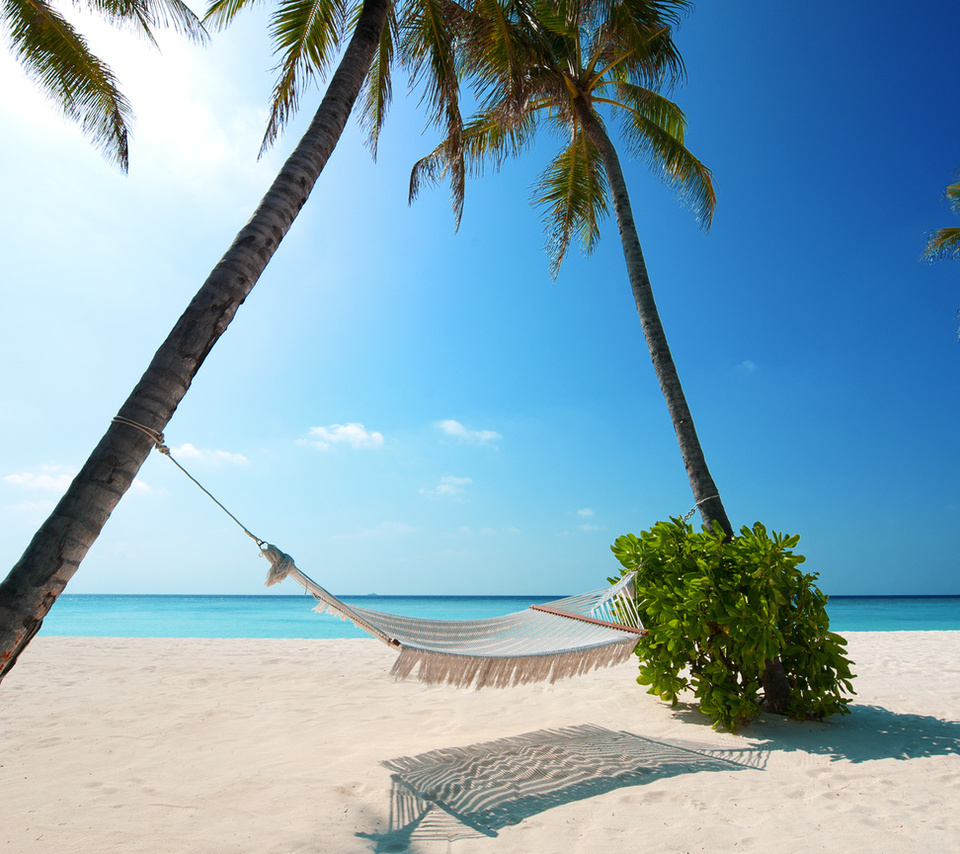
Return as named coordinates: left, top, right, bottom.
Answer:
left=3, top=0, right=206, bottom=171
left=0, top=0, right=459, bottom=680
left=409, top=0, right=799, bottom=710
left=411, top=0, right=732, bottom=537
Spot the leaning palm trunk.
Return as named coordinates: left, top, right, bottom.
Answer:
left=577, top=100, right=793, bottom=712
left=0, top=0, right=391, bottom=682
left=575, top=99, right=732, bottom=539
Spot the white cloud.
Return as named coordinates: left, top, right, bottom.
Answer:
left=3, top=465, right=74, bottom=492
left=736, top=360, right=759, bottom=374
left=577, top=508, right=595, bottom=517
left=4, top=499, right=57, bottom=514
left=420, top=476, right=472, bottom=498
left=307, top=423, right=384, bottom=450
left=355, top=521, right=419, bottom=538
left=576, top=523, right=605, bottom=532
left=169, top=443, right=248, bottom=465
left=4, top=464, right=156, bottom=503
left=453, top=525, right=517, bottom=537
left=435, top=419, right=501, bottom=444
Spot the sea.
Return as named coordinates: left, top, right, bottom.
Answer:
left=36, top=593, right=960, bottom=638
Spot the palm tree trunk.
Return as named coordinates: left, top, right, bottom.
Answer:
left=0, top=0, right=391, bottom=683
left=574, top=100, right=733, bottom=538
left=576, top=102, right=795, bottom=713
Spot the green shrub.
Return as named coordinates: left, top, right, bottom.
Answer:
left=611, top=518, right=855, bottom=730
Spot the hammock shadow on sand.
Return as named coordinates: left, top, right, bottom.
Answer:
left=357, top=723, right=759, bottom=847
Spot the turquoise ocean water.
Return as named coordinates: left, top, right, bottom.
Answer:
left=38, top=593, right=960, bottom=638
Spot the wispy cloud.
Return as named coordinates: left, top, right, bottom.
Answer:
left=355, top=521, right=419, bottom=538
left=568, top=508, right=604, bottom=532
left=3, top=464, right=74, bottom=492
left=736, top=360, right=759, bottom=374
left=420, top=476, right=472, bottom=498
left=454, top=526, right=502, bottom=537
left=3, top=465, right=153, bottom=502
left=307, top=423, right=384, bottom=450
left=170, top=443, right=248, bottom=465
left=435, top=419, right=501, bottom=445
left=4, top=499, right=57, bottom=514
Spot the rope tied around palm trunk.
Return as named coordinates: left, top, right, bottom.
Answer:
left=682, top=494, right=721, bottom=525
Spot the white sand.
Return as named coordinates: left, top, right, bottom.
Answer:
left=2, top=632, right=958, bottom=853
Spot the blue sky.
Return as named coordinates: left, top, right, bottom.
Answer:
left=1, top=0, right=958, bottom=596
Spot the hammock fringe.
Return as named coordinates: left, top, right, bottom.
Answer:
left=390, top=639, right=639, bottom=689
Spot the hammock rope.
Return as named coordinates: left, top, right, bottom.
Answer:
left=113, top=417, right=645, bottom=688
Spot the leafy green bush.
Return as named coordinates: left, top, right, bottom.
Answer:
left=611, top=518, right=855, bottom=730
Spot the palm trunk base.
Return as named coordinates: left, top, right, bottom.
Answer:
left=761, top=657, right=792, bottom=715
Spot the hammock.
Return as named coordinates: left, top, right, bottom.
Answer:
left=261, top=545, right=644, bottom=689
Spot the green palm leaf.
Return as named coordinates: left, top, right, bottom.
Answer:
left=922, top=180, right=960, bottom=262
left=5, top=0, right=133, bottom=169
left=203, top=0, right=263, bottom=29
left=357, top=3, right=397, bottom=158
left=947, top=181, right=960, bottom=215
left=402, top=0, right=466, bottom=220
left=258, top=0, right=350, bottom=152
left=922, top=226, right=960, bottom=262
left=614, top=82, right=715, bottom=227
left=6, top=0, right=206, bottom=169
left=533, top=131, right=608, bottom=276
left=92, top=0, right=208, bottom=46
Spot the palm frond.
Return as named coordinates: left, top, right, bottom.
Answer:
left=461, top=107, right=538, bottom=172
left=357, top=3, right=397, bottom=159
left=89, top=0, right=207, bottom=44
left=461, top=0, right=534, bottom=106
left=615, top=83, right=715, bottom=228
left=409, top=137, right=454, bottom=202
left=402, top=0, right=467, bottom=221
left=921, top=227, right=960, bottom=262
left=532, top=130, right=609, bottom=276
left=945, top=180, right=960, bottom=216
left=259, top=0, right=349, bottom=152
left=5, top=0, right=133, bottom=170
left=598, top=0, right=688, bottom=88
left=203, top=0, right=263, bottom=29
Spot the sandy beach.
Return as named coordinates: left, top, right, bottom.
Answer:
left=2, top=631, right=958, bottom=852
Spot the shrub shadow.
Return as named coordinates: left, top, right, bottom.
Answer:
left=666, top=702, right=960, bottom=763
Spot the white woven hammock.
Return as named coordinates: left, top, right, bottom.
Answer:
left=261, top=545, right=644, bottom=689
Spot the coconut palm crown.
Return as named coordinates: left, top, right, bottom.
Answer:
left=409, top=0, right=733, bottom=537
left=410, top=0, right=713, bottom=272
left=4, top=0, right=206, bottom=170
